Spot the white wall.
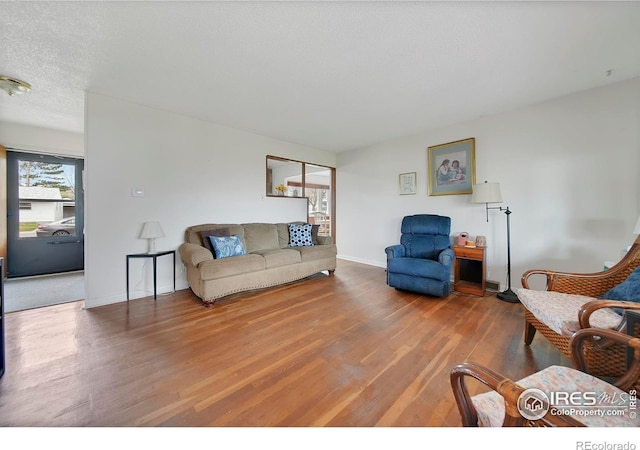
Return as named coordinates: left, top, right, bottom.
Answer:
left=336, top=77, right=640, bottom=291
left=0, top=122, right=83, bottom=157
left=5, top=79, right=639, bottom=304
left=85, top=92, right=336, bottom=307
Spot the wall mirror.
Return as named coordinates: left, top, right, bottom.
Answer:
left=266, top=156, right=303, bottom=197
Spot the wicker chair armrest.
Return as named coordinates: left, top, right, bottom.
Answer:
left=570, top=328, right=640, bottom=391
left=450, top=362, right=513, bottom=426
left=521, top=268, right=621, bottom=297
left=521, top=237, right=640, bottom=296
left=521, top=269, right=549, bottom=289
left=578, top=300, right=640, bottom=330
left=450, top=362, right=584, bottom=427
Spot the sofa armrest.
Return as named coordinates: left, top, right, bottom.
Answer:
left=179, top=242, right=213, bottom=266
left=439, top=248, right=454, bottom=267
left=316, top=235, right=333, bottom=245
left=385, top=244, right=405, bottom=260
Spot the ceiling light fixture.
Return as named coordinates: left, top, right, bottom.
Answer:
left=0, top=75, right=31, bottom=96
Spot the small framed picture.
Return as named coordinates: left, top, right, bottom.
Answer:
left=428, top=137, right=476, bottom=196
left=399, top=172, right=417, bottom=195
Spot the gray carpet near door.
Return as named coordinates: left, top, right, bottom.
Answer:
left=3, top=271, right=84, bottom=313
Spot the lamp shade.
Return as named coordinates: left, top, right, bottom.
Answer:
left=634, top=215, right=640, bottom=234
left=139, top=222, right=165, bottom=239
left=472, top=182, right=503, bottom=204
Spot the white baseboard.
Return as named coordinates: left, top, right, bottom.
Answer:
left=337, top=255, right=386, bottom=269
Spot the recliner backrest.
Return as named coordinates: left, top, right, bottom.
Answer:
left=400, top=214, right=451, bottom=260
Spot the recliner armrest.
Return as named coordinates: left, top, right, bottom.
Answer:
left=439, top=247, right=454, bottom=267
left=385, top=244, right=405, bottom=259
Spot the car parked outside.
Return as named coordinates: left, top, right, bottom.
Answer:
left=36, top=217, right=75, bottom=236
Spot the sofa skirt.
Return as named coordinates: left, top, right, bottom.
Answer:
left=187, top=256, right=337, bottom=305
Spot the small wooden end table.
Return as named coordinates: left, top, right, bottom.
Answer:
left=453, top=245, right=486, bottom=296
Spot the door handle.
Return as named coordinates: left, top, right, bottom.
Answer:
left=47, top=240, right=82, bottom=245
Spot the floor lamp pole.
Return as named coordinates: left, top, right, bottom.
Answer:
left=497, top=207, right=519, bottom=303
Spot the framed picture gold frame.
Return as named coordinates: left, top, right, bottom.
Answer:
left=399, top=172, right=417, bottom=195
left=428, top=137, right=476, bottom=196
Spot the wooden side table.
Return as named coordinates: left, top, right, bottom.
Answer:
left=453, top=245, right=486, bottom=296
left=126, top=250, right=176, bottom=301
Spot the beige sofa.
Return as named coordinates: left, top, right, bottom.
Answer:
left=179, top=222, right=337, bottom=305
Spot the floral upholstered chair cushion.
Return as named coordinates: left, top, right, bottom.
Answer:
left=516, top=289, right=622, bottom=336
left=471, top=365, right=640, bottom=427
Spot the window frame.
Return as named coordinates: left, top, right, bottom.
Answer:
left=266, top=155, right=336, bottom=240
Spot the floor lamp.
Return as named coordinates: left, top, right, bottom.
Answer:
left=471, top=181, right=520, bottom=303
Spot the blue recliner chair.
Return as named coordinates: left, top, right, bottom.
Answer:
left=385, top=214, right=454, bottom=297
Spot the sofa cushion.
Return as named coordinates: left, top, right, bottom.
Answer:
left=311, top=224, right=320, bottom=245
left=276, top=222, right=304, bottom=248
left=295, top=244, right=337, bottom=262
left=185, top=224, right=244, bottom=246
left=199, top=227, right=231, bottom=253
left=198, top=254, right=266, bottom=280
left=277, top=223, right=289, bottom=248
left=251, top=248, right=302, bottom=268
left=517, top=289, right=622, bottom=336
left=243, top=223, right=280, bottom=253
left=209, top=234, right=247, bottom=259
left=387, top=257, right=450, bottom=282
left=289, top=223, right=313, bottom=247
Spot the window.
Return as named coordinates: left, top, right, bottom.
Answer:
left=17, top=158, right=78, bottom=238
left=266, top=155, right=336, bottom=238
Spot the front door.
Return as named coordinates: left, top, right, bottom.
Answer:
left=6, top=151, right=84, bottom=278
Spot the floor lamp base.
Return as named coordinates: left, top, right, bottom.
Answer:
left=497, top=288, right=520, bottom=303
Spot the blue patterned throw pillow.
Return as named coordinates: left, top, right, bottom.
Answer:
left=288, top=223, right=314, bottom=247
left=209, top=234, right=246, bottom=259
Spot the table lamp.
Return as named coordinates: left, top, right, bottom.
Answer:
left=139, top=222, right=165, bottom=254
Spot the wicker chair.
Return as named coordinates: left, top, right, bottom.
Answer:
left=450, top=328, right=640, bottom=427
left=519, top=235, right=640, bottom=378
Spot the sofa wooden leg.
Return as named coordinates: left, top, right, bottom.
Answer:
left=328, top=269, right=335, bottom=275
left=524, top=320, right=536, bottom=345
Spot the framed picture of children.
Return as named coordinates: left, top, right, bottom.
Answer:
left=427, top=137, right=476, bottom=196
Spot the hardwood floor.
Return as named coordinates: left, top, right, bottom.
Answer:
left=0, top=259, right=569, bottom=427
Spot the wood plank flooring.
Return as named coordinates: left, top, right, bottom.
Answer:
left=0, top=259, right=569, bottom=427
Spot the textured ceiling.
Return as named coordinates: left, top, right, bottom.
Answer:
left=1, top=1, right=639, bottom=153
